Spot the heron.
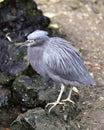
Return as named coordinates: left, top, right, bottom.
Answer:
left=18, top=30, right=96, bottom=113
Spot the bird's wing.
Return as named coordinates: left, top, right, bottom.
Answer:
left=43, top=37, right=95, bottom=85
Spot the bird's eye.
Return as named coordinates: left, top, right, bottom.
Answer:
left=28, top=40, right=34, bottom=43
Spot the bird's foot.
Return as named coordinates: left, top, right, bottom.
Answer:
left=45, top=101, right=65, bottom=113
left=62, top=98, right=75, bottom=104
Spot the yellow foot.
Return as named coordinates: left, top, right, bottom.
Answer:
left=45, top=101, right=65, bottom=113
left=62, top=98, right=75, bottom=104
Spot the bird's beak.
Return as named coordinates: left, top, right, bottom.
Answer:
left=16, top=40, right=32, bottom=48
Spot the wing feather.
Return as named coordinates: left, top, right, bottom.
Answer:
left=43, top=37, right=95, bottom=85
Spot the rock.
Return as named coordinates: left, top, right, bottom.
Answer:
left=0, top=87, right=11, bottom=107
left=0, top=0, right=50, bottom=77
left=0, top=38, right=29, bottom=77
left=0, top=39, right=9, bottom=74
left=11, top=108, right=67, bottom=130
left=0, top=0, right=57, bottom=129
left=0, top=72, right=13, bottom=85
left=0, top=0, right=50, bottom=31
left=0, top=107, right=18, bottom=128
left=7, top=44, right=29, bottom=76
left=12, top=75, right=80, bottom=122
left=11, top=75, right=59, bottom=107
left=12, top=74, right=63, bottom=108
left=12, top=75, right=37, bottom=108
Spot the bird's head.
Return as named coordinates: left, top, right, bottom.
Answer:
left=17, top=30, right=49, bottom=47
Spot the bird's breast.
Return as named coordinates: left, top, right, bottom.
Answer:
left=27, top=46, right=47, bottom=77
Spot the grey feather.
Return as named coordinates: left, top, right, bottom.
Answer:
left=28, top=30, right=48, bottom=40
left=26, top=30, right=95, bottom=86
left=43, top=37, right=95, bottom=86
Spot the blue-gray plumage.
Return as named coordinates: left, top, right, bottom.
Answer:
left=19, top=30, right=96, bottom=112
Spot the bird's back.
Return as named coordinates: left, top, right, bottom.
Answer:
left=43, top=37, right=95, bottom=86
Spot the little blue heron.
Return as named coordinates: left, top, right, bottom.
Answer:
left=19, top=30, right=96, bottom=112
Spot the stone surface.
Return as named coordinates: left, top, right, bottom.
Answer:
left=12, top=74, right=80, bottom=125
left=0, top=38, right=29, bottom=76
left=12, top=75, right=62, bottom=108
left=0, top=0, right=50, bottom=77
left=12, top=75, right=37, bottom=108
left=11, top=108, right=68, bottom=130
left=0, top=0, right=50, bottom=129
left=0, top=87, right=11, bottom=107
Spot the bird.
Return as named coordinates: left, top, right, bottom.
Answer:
left=18, top=30, right=96, bottom=113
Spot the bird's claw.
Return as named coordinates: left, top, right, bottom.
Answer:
left=45, top=101, right=65, bottom=113
left=62, top=98, right=75, bottom=104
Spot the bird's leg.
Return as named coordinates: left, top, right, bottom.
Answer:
left=45, top=84, right=65, bottom=113
left=62, top=87, right=75, bottom=104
